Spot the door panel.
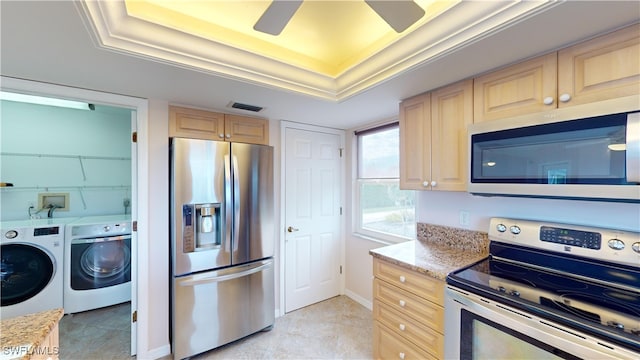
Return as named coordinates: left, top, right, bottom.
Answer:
left=284, top=127, right=342, bottom=312
left=170, top=138, right=230, bottom=276
left=231, top=142, right=274, bottom=265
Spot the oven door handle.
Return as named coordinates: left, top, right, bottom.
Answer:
left=71, top=235, right=131, bottom=244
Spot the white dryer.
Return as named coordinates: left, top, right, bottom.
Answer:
left=1, top=219, right=74, bottom=319
left=64, top=215, right=132, bottom=314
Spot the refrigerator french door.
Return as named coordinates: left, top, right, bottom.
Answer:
left=170, top=137, right=274, bottom=360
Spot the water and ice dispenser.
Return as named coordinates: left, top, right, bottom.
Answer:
left=182, top=203, right=221, bottom=253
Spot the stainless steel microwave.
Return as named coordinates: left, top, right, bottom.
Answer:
left=468, top=98, right=640, bottom=202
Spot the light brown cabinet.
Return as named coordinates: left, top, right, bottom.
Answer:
left=399, top=79, right=472, bottom=191
left=474, top=23, right=640, bottom=122
left=372, top=258, right=445, bottom=360
left=169, top=105, right=269, bottom=145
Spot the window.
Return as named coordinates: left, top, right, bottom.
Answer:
left=356, top=123, right=415, bottom=242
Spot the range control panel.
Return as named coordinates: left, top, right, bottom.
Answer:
left=489, top=217, right=640, bottom=268
left=540, top=226, right=602, bottom=250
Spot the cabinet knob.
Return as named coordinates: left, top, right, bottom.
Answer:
left=543, top=96, right=554, bottom=105
left=226, top=133, right=232, bottom=139
left=559, top=93, right=572, bottom=103
left=218, top=133, right=225, bottom=138
left=399, top=352, right=405, bottom=360
left=422, top=181, right=429, bottom=187
left=399, top=299, right=406, bottom=307
left=399, top=323, right=406, bottom=331
left=431, top=180, right=437, bottom=187
left=399, top=275, right=406, bottom=283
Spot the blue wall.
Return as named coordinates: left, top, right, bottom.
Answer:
left=1, top=100, right=132, bottom=220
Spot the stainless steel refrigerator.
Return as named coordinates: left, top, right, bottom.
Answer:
left=170, top=137, right=274, bottom=360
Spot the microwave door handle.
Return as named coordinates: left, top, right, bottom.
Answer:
left=178, top=262, right=271, bottom=286
left=626, top=112, right=640, bottom=183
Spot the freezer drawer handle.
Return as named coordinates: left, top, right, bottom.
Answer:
left=179, top=262, right=271, bottom=286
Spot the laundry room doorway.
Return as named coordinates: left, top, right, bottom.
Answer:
left=0, top=76, right=149, bottom=357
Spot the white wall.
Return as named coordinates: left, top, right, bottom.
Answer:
left=1, top=100, right=132, bottom=220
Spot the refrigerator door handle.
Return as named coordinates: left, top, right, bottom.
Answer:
left=232, top=154, right=240, bottom=252
left=178, top=262, right=271, bottom=286
left=224, top=154, right=232, bottom=254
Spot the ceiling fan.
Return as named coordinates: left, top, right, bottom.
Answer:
left=254, top=0, right=426, bottom=35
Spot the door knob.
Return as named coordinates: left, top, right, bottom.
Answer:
left=287, top=226, right=299, bottom=233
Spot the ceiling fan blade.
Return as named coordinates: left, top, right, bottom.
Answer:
left=254, top=0, right=303, bottom=36
left=365, top=0, right=426, bottom=33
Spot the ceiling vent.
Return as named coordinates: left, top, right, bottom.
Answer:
left=230, top=102, right=264, bottom=112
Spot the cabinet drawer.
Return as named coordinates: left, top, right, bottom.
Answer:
left=374, top=278, right=444, bottom=332
left=373, top=258, right=444, bottom=306
left=374, top=299, right=444, bottom=359
left=373, top=321, right=437, bottom=360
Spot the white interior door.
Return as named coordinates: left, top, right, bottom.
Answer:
left=284, top=126, right=343, bottom=313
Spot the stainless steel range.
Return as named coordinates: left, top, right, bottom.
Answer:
left=445, top=217, right=639, bottom=359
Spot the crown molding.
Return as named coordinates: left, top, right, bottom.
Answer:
left=76, top=0, right=559, bottom=102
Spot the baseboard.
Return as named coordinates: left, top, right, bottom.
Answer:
left=142, top=344, right=171, bottom=360
left=344, top=289, right=372, bottom=310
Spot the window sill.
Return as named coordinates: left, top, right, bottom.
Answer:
left=352, top=232, right=413, bottom=246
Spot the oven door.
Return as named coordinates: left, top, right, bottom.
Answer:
left=444, top=286, right=639, bottom=360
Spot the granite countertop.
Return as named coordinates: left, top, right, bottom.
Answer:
left=369, top=223, right=489, bottom=281
left=0, top=308, right=63, bottom=359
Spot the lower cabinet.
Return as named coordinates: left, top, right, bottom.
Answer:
left=373, top=258, right=444, bottom=359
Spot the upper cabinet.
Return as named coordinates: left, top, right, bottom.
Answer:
left=400, top=79, right=472, bottom=191
left=558, top=23, right=640, bottom=108
left=474, top=23, right=640, bottom=122
left=169, top=105, right=269, bottom=145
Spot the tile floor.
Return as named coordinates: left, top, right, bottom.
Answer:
left=58, top=295, right=372, bottom=360
left=59, top=302, right=131, bottom=360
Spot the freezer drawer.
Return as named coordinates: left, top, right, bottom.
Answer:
left=172, top=259, right=275, bottom=360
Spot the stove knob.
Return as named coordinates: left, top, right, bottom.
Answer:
left=632, top=242, right=640, bottom=254
left=510, top=225, right=521, bottom=235
left=509, top=290, right=521, bottom=297
left=607, top=321, right=624, bottom=331
left=104, top=225, right=111, bottom=232
left=608, top=239, right=625, bottom=251
left=497, top=286, right=506, bottom=292
left=496, top=224, right=507, bottom=233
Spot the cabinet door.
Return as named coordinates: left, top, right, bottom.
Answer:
left=473, top=53, right=557, bottom=122
left=558, top=23, right=640, bottom=108
left=169, top=106, right=225, bottom=140
left=224, top=114, right=269, bottom=145
left=399, top=93, right=431, bottom=190
left=430, top=79, right=472, bottom=191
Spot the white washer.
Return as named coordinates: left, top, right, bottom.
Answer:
left=64, top=215, right=132, bottom=314
left=1, top=218, right=76, bottom=319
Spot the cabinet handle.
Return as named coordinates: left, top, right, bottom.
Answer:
left=399, top=352, right=405, bottom=360
left=559, top=93, right=572, bottom=103
left=399, top=323, right=406, bottom=331
left=399, top=299, right=406, bottom=307
left=399, top=275, right=406, bottom=283
left=543, top=96, right=554, bottom=105
left=430, top=180, right=437, bottom=187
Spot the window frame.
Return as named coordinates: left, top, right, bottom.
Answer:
left=353, top=122, right=415, bottom=244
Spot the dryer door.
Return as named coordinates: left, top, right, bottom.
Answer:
left=1, top=244, right=55, bottom=306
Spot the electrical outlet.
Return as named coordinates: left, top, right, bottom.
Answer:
left=459, top=211, right=470, bottom=226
